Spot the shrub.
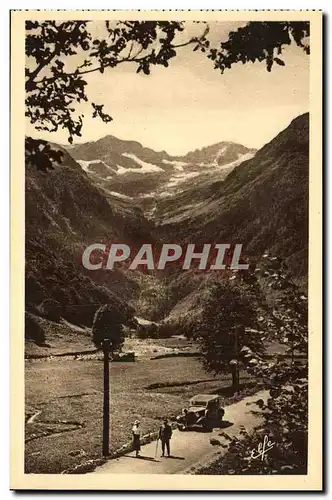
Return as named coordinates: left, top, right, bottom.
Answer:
left=37, top=298, right=62, bottom=322
left=25, top=312, right=46, bottom=345
left=136, top=322, right=158, bottom=339
left=92, top=298, right=136, bottom=349
left=156, top=320, right=176, bottom=338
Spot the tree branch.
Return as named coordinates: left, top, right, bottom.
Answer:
left=26, top=23, right=67, bottom=87
left=170, top=24, right=210, bottom=50
left=31, top=24, right=210, bottom=86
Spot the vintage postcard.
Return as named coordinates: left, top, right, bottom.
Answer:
left=10, top=9, right=322, bottom=490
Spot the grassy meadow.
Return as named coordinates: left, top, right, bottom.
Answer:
left=25, top=348, right=252, bottom=474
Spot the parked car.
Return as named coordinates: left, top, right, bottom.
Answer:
left=176, top=394, right=225, bottom=431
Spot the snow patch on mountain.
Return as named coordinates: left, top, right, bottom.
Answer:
left=77, top=159, right=115, bottom=174
left=194, top=151, right=255, bottom=169
left=162, top=159, right=190, bottom=172
left=109, top=191, right=133, bottom=200
left=155, top=151, right=255, bottom=199
left=215, top=151, right=255, bottom=170
left=121, top=153, right=163, bottom=173
left=167, top=171, right=200, bottom=188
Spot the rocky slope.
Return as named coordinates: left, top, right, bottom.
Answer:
left=154, top=113, right=309, bottom=282
left=25, top=144, right=153, bottom=327
left=25, top=113, right=309, bottom=336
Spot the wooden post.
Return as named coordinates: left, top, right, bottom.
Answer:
left=102, top=339, right=110, bottom=456
left=290, top=334, right=295, bottom=366
left=231, top=363, right=237, bottom=388
left=234, top=328, right=240, bottom=394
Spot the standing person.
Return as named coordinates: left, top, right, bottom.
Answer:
left=197, top=401, right=213, bottom=429
left=132, top=420, right=141, bottom=457
left=182, top=408, right=189, bottom=428
left=158, top=418, right=172, bottom=457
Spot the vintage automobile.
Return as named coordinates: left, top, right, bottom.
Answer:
left=176, top=394, right=225, bottom=431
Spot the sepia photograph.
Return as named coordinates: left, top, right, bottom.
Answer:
left=10, top=9, right=322, bottom=490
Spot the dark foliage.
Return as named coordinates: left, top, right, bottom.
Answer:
left=92, top=302, right=136, bottom=349
left=136, top=319, right=177, bottom=339
left=197, top=255, right=308, bottom=475
left=194, top=281, right=264, bottom=374
left=25, top=137, right=63, bottom=172
left=25, top=312, right=46, bottom=345
left=208, top=21, right=309, bottom=73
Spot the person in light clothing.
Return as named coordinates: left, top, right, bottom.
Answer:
left=132, top=420, right=141, bottom=457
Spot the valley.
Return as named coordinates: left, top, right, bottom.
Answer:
left=25, top=112, right=309, bottom=338
left=24, top=113, right=309, bottom=474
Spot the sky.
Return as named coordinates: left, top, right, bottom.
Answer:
left=26, top=21, right=310, bottom=156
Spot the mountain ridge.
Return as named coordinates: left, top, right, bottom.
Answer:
left=154, top=113, right=309, bottom=283
left=25, top=112, right=309, bottom=334
left=66, top=135, right=255, bottom=201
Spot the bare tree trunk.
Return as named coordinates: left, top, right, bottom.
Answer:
left=102, top=340, right=110, bottom=456
left=231, top=364, right=237, bottom=389
left=234, top=328, right=240, bottom=394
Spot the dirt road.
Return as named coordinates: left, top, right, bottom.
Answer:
left=92, top=390, right=267, bottom=475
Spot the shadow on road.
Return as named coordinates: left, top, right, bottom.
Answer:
left=175, top=421, right=234, bottom=433
left=219, top=420, right=234, bottom=429
left=167, top=455, right=185, bottom=460
left=180, top=426, right=211, bottom=433
left=124, top=455, right=160, bottom=462
left=214, top=381, right=257, bottom=397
